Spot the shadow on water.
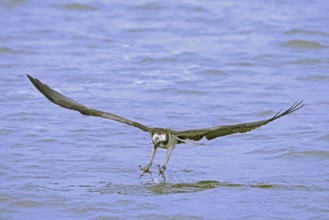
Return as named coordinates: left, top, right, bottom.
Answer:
left=145, top=180, right=274, bottom=195
left=88, top=180, right=278, bottom=196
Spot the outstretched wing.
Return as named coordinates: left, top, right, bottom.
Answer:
left=27, top=74, right=151, bottom=132
left=174, top=101, right=304, bottom=141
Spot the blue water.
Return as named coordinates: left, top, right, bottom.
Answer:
left=1, top=0, right=329, bottom=219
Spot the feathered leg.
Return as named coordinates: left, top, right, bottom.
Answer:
left=139, top=146, right=158, bottom=178
left=158, top=145, right=175, bottom=182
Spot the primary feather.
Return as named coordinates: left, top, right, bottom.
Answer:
left=174, top=101, right=304, bottom=141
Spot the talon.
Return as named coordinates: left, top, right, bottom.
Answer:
left=139, top=165, right=152, bottom=178
left=157, top=165, right=166, bottom=182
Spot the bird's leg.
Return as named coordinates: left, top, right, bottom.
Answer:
left=157, top=145, right=175, bottom=182
left=139, top=146, right=158, bottom=178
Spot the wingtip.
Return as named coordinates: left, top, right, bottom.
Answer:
left=26, top=74, right=34, bottom=82
left=27, top=74, right=45, bottom=89
left=272, top=100, right=305, bottom=120
left=290, top=100, right=305, bottom=113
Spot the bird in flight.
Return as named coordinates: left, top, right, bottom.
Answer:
left=27, top=74, right=304, bottom=181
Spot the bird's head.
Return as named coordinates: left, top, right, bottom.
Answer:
left=152, top=131, right=169, bottom=148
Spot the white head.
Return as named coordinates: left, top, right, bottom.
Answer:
left=152, top=131, right=169, bottom=148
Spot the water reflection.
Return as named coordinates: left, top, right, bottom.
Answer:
left=89, top=180, right=279, bottom=196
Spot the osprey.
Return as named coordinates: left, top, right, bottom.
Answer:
left=27, top=74, right=304, bottom=181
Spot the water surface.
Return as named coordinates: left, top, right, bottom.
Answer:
left=1, top=0, right=329, bottom=219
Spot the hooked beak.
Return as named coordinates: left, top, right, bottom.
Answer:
left=154, top=141, right=161, bottom=148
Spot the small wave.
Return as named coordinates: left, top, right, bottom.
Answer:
left=202, top=69, right=227, bottom=75
left=287, top=58, right=324, bottom=65
left=257, top=110, right=276, bottom=116
left=0, top=128, right=12, bottom=135
left=0, top=47, right=25, bottom=54
left=297, top=74, right=329, bottom=81
left=132, top=2, right=164, bottom=11
left=280, top=40, right=326, bottom=49
left=320, top=134, right=329, bottom=141
left=284, top=28, right=329, bottom=37
left=133, top=79, right=171, bottom=86
left=60, top=3, right=98, bottom=11
left=35, top=138, right=59, bottom=143
left=276, top=150, right=329, bottom=159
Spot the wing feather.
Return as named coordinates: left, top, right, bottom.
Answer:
left=175, top=101, right=304, bottom=141
left=27, top=74, right=151, bottom=132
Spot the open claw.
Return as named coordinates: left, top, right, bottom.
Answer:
left=157, top=165, right=166, bottom=182
left=139, top=165, right=152, bottom=178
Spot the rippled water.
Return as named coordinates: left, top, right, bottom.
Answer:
left=1, top=0, right=329, bottom=219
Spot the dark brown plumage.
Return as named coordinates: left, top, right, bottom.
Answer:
left=27, top=74, right=304, bottom=181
